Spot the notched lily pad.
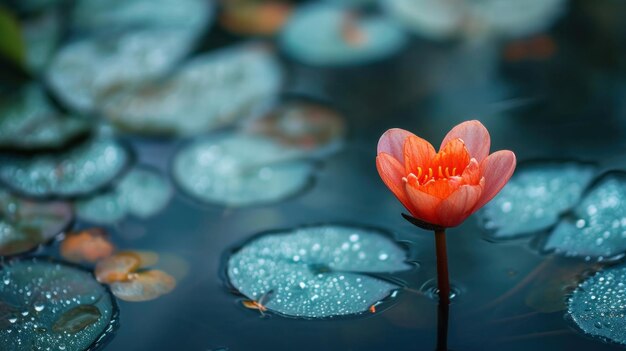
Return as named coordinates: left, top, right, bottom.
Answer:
left=544, top=173, right=626, bottom=261
left=479, top=161, right=596, bottom=240
left=76, top=167, right=172, bottom=224
left=568, top=264, right=626, bottom=346
left=101, top=45, right=282, bottom=136
left=60, top=228, right=115, bottom=263
left=0, top=189, right=73, bottom=256
left=173, top=132, right=314, bottom=207
left=0, top=259, right=118, bottom=351
left=280, top=3, right=408, bottom=66
left=0, top=85, right=90, bottom=152
left=0, top=138, right=130, bottom=198
left=227, top=224, right=411, bottom=318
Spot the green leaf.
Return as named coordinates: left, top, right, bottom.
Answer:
left=0, top=6, right=26, bottom=68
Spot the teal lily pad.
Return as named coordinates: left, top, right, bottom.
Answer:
left=568, top=264, right=626, bottom=346
left=100, top=45, right=282, bottom=136
left=76, top=167, right=172, bottom=224
left=23, top=10, right=61, bottom=72
left=0, top=85, right=90, bottom=152
left=280, top=3, right=408, bottom=66
left=227, top=224, right=411, bottom=318
left=0, top=259, right=118, bottom=350
left=0, top=138, right=130, bottom=198
left=0, top=189, right=73, bottom=256
left=544, top=173, right=626, bottom=260
left=478, top=161, right=596, bottom=239
left=173, top=132, right=314, bottom=207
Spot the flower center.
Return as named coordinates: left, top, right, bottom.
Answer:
left=402, top=166, right=460, bottom=186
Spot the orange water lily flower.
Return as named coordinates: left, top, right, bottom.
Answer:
left=376, top=120, right=516, bottom=228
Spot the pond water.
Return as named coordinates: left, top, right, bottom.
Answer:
left=2, top=0, right=626, bottom=350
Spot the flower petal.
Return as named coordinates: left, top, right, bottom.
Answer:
left=405, top=184, right=442, bottom=225
left=432, top=138, right=470, bottom=173
left=377, top=128, right=415, bottom=162
left=403, top=135, right=436, bottom=175
left=440, top=120, right=491, bottom=162
left=473, top=150, right=516, bottom=211
left=376, top=153, right=412, bottom=211
left=436, top=184, right=482, bottom=227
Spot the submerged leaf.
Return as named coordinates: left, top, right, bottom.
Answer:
left=479, top=161, right=596, bottom=239
left=220, top=0, right=292, bottom=36
left=544, top=173, right=626, bottom=260
left=173, top=132, right=314, bottom=206
left=95, top=252, right=143, bottom=284
left=60, top=228, right=115, bottom=263
left=227, top=224, right=411, bottom=318
left=0, top=189, right=73, bottom=256
left=109, top=270, right=176, bottom=302
left=0, top=259, right=118, bottom=350
left=0, top=138, right=130, bottom=198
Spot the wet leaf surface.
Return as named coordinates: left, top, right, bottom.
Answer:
left=60, top=228, right=115, bottom=263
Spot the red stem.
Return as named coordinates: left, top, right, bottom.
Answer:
left=435, top=229, right=450, bottom=305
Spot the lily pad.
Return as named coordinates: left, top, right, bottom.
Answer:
left=100, top=45, right=282, bottom=136
left=172, top=132, right=314, bottom=207
left=0, top=259, right=118, bottom=350
left=76, top=167, right=172, bottom=224
left=479, top=161, right=596, bottom=239
left=60, top=228, right=115, bottom=263
left=279, top=3, right=408, bottom=66
left=544, top=173, right=626, bottom=260
left=0, top=85, right=90, bottom=152
left=0, top=189, right=73, bottom=256
left=227, top=224, right=411, bottom=318
left=568, top=264, right=626, bottom=346
left=23, top=10, right=61, bottom=72
left=0, top=138, right=130, bottom=198
left=46, top=28, right=195, bottom=114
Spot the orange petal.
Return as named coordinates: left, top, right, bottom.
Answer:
left=377, top=128, right=415, bottom=162
left=418, top=179, right=460, bottom=199
left=436, top=184, right=482, bottom=227
left=473, top=150, right=516, bottom=211
left=403, top=135, right=436, bottom=175
left=440, top=120, right=491, bottom=162
left=460, top=158, right=481, bottom=185
left=405, top=184, right=442, bottom=224
left=432, top=138, right=470, bottom=172
left=376, top=153, right=413, bottom=211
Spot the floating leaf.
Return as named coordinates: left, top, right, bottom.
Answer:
left=280, top=3, right=408, bottom=66
left=95, top=252, right=144, bottom=284
left=46, top=28, right=195, bottom=114
left=0, top=189, right=72, bottom=256
left=0, top=85, right=90, bottom=152
left=0, top=138, right=130, bottom=198
left=244, top=100, right=345, bottom=156
left=0, top=259, right=118, bottom=350
left=544, top=173, right=626, bottom=260
left=220, top=0, right=292, bottom=36
left=23, top=10, right=61, bottom=72
left=60, top=228, right=115, bottom=263
left=227, top=224, right=411, bottom=318
left=173, top=133, right=314, bottom=207
left=0, top=6, right=26, bottom=69
left=479, top=161, right=596, bottom=239
left=76, top=167, right=172, bottom=224
left=101, top=45, right=282, bottom=136
left=568, top=264, right=626, bottom=345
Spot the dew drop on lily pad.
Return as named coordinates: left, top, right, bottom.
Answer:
left=280, top=3, right=408, bottom=66
left=0, top=259, right=118, bottom=350
left=568, top=264, right=626, bottom=345
left=227, top=224, right=411, bottom=318
left=0, top=85, right=90, bottom=152
left=0, top=138, right=130, bottom=198
left=544, top=173, right=626, bottom=260
left=478, top=161, right=596, bottom=239
left=76, top=167, right=172, bottom=224
left=173, top=133, right=314, bottom=207
left=100, top=45, right=282, bottom=136
left=0, top=190, right=73, bottom=257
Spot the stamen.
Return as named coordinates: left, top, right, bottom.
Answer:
left=428, top=168, right=433, bottom=179
left=452, top=167, right=457, bottom=176
left=445, top=167, right=451, bottom=178
left=438, top=166, right=443, bottom=178
left=417, top=167, right=423, bottom=179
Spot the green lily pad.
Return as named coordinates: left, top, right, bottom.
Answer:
left=172, top=132, right=314, bottom=207
left=76, top=167, right=172, bottom=224
left=0, top=85, right=90, bottom=152
left=0, top=138, right=130, bottom=198
left=568, top=264, right=626, bottom=346
left=544, top=173, right=626, bottom=261
left=0, top=259, right=118, bottom=350
left=227, top=224, right=411, bottom=318
left=101, top=45, right=282, bottom=136
left=479, top=161, right=596, bottom=239
left=0, top=189, right=73, bottom=256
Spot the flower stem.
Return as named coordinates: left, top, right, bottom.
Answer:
left=434, top=229, right=450, bottom=305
